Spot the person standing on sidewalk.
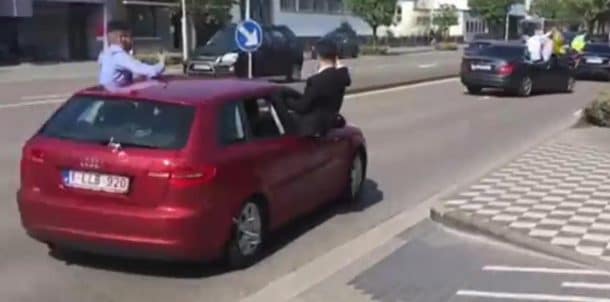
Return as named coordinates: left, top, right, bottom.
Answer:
left=98, top=21, right=165, bottom=90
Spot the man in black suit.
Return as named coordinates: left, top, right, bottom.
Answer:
left=281, top=39, right=351, bottom=136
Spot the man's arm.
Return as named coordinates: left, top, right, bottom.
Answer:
left=286, top=78, right=317, bottom=114
left=114, top=52, right=165, bottom=78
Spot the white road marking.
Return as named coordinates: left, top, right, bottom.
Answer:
left=482, top=266, right=610, bottom=276
left=346, top=78, right=458, bottom=100
left=456, top=290, right=610, bottom=301
left=21, top=93, right=70, bottom=101
left=418, top=63, right=438, bottom=69
left=0, top=98, right=64, bottom=110
left=563, top=282, right=610, bottom=290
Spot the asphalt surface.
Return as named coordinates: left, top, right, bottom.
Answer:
left=297, top=220, right=610, bottom=302
left=0, top=53, right=608, bottom=302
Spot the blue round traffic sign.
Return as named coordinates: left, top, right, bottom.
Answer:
left=235, top=20, right=263, bottom=52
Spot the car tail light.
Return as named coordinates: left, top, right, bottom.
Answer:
left=498, top=64, right=515, bottom=76
left=148, top=166, right=217, bottom=189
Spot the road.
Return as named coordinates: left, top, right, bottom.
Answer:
left=297, top=220, right=610, bottom=302
left=0, top=57, right=608, bottom=301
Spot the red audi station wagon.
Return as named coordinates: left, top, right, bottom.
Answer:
left=18, top=78, right=367, bottom=268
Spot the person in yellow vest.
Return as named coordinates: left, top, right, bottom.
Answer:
left=551, top=28, right=566, bottom=55
left=571, top=32, right=587, bottom=54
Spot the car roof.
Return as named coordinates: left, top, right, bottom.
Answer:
left=76, top=76, right=281, bottom=106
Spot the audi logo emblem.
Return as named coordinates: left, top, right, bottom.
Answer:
left=80, top=157, right=102, bottom=169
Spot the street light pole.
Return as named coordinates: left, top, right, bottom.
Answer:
left=181, top=0, right=188, bottom=61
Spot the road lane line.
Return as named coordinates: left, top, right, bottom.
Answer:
left=345, top=78, right=458, bottom=100
left=483, top=266, right=610, bottom=276
left=563, top=282, right=610, bottom=290
left=21, top=94, right=70, bottom=101
left=0, top=98, right=64, bottom=110
left=418, top=63, right=438, bottom=69
left=456, top=290, right=610, bottom=301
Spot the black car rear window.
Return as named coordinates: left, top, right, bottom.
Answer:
left=39, top=96, right=195, bottom=150
left=585, top=44, right=610, bottom=54
left=477, top=46, right=525, bottom=60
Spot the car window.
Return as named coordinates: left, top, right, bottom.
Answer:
left=219, top=102, right=246, bottom=145
left=478, top=46, right=525, bottom=60
left=270, top=30, right=287, bottom=46
left=242, top=97, right=285, bottom=139
left=584, top=44, right=610, bottom=54
left=39, top=96, right=195, bottom=150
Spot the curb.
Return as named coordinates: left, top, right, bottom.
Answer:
left=430, top=206, right=610, bottom=271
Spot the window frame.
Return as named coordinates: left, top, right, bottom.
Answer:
left=235, top=95, right=288, bottom=143
left=218, top=101, right=248, bottom=146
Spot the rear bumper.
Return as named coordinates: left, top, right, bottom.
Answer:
left=17, top=189, right=230, bottom=262
left=461, top=72, right=517, bottom=89
left=575, top=64, right=610, bottom=77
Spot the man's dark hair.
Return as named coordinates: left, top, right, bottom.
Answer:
left=315, top=38, right=338, bottom=60
left=107, top=20, right=130, bottom=32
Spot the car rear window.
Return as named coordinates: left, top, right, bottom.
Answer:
left=39, top=96, right=195, bottom=150
left=585, top=44, right=610, bottom=54
left=477, top=46, right=525, bottom=60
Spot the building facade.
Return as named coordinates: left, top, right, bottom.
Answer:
left=0, top=0, right=180, bottom=62
left=384, top=0, right=487, bottom=41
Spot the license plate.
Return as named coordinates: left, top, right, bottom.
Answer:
left=192, top=64, right=212, bottom=71
left=586, top=57, right=603, bottom=64
left=62, top=170, right=130, bottom=194
left=471, top=64, right=492, bottom=71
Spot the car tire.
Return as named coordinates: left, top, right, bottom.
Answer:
left=342, top=149, right=367, bottom=203
left=286, top=64, right=302, bottom=82
left=516, top=76, right=533, bottom=97
left=564, top=76, right=575, bottom=93
left=466, top=86, right=482, bottom=94
left=226, top=200, right=266, bottom=269
left=351, top=47, right=359, bottom=58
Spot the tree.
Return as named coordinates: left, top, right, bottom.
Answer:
left=530, top=0, right=575, bottom=20
left=432, top=4, right=459, bottom=40
left=468, top=0, right=521, bottom=34
left=562, top=0, right=610, bottom=32
left=346, top=0, right=396, bottom=46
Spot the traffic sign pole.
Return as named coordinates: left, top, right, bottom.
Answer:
left=235, top=15, right=261, bottom=81
left=246, top=0, right=252, bottom=79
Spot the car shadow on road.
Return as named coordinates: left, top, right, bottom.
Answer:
left=467, top=89, right=570, bottom=99
left=48, top=179, right=383, bottom=278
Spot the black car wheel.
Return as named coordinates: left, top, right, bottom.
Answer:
left=341, top=149, right=367, bottom=203
left=226, top=200, right=266, bottom=269
left=466, top=86, right=483, bottom=94
left=516, top=76, right=533, bottom=97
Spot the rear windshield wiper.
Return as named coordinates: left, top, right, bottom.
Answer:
left=94, top=138, right=161, bottom=150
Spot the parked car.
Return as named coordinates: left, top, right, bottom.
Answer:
left=461, top=43, right=575, bottom=96
left=575, top=43, right=610, bottom=81
left=312, top=29, right=360, bottom=59
left=185, top=24, right=304, bottom=82
left=18, top=77, right=367, bottom=268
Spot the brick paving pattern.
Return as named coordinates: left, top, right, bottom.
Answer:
left=443, top=141, right=610, bottom=261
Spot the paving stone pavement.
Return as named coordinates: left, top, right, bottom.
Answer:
left=439, top=127, right=610, bottom=262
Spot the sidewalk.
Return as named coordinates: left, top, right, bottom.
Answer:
left=433, top=125, right=610, bottom=269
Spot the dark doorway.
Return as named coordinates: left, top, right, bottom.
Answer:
left=68, top=4, right=94, bottom=60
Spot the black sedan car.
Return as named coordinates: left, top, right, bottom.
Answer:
left=185, top=24, right=304, bottom=82
left=461, top=43, right=575, bottom=97
left=464, top=40, right=494, bottom=56
left=312, top=29, right=360, bottom=59
left=575, top=43, right=610, bottom=81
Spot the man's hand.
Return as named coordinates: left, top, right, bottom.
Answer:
left=157, top=51, right=166, bottom=65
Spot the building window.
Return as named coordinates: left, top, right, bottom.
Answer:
left=327, top=0, right=344, bottom=13
left=127, top=6, right=157, bottom=37
left=394, top=5, right=402, bottom=23
left=313, top=0, right=328, bottom=12
left=416, top=16, right=430, bottom=26
left=280, top=0, right=297, bottom=11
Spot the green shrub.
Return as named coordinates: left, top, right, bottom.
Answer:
left=360, top=45, right=389, bottom=55
left=585, top=91, right=610, bottom=127
left=434, top=42, right=458, bottom=51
